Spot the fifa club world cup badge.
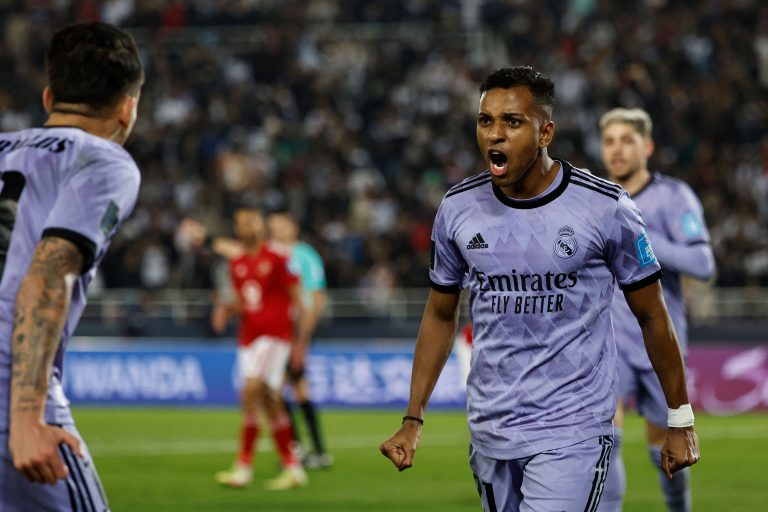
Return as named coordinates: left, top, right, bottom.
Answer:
left=554, top=226, right=578, bottom=258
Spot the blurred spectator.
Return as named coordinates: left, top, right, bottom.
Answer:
left=1, top=0, right=766, bottom=290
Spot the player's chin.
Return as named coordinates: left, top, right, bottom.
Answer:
left=608, top=165, right=631, bottom=179
left=490, top=172, right=516, bottom=187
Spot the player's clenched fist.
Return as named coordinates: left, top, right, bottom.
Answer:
left=662, top=426, right=700, bottom=479
left=379, top=421, right=422, bottom=472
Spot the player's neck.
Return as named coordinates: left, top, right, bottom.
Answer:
left=243, top=240, right=263, bottom=254
left=613, top=168, right=651, bottom=196
left=45, top=111, right=125, bottom=144
left=498, top=155, right=558, bottom=199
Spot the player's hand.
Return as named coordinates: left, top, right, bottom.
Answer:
left=289, top=344, right=306, bottom=372
left=379, top=421, right=421, bottom=472
left=211, top=305, right=230, bottom=334
left=661, top=426, right=700, bottom=478
left=8, top=420, right=83, bottom=485
left=176, top=218, right=208, bottom=250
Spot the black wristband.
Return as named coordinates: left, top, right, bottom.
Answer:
left=203, top=234, right=214, bottom=249
left=402, top=415, right=423, bottom=425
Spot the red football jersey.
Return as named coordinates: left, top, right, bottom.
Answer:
left=462, top=323, right=473, bottom=346
left=229, top=245, right=299, bottom=346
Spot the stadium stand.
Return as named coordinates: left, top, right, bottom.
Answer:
left=1, top=0, right=766, bottom=296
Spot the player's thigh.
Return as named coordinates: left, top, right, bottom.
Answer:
left=237, top=337, right=291, bottom=392
left=0, top=426, right=109, bottom=512
left=520, top=435, right=613, bottom=512
left=635, top=369, right=668, bottom=431
left=469, top=443, right=524, bottom=512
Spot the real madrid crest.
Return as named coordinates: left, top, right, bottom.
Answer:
left=554, top=226, right=578, bottom=258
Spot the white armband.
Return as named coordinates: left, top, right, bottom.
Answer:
left=667, top=404, right=695, bottom=428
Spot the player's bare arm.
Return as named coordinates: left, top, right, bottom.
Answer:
left=624, top=281, right=700, bottom=478
left=9, top=236, right=84, bottom=484
left=379, top=288, right=460, bottom=472
left=211, top=297, right=240, bottom=334
left=289, top=283, right=311, bottom=371
left=306, top=289, right=327, bottom=336
left=178, top=217, right=245, bottom=260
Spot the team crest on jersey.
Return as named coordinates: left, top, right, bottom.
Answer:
left=257, top=261, right=272, bottom=276
left=553, top=226, right=578, bottom=258
left=235, top=264, right=248, bottom=278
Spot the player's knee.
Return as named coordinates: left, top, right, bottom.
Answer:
left=261, top=389, right=283, bottom=416
left=240, top=379, right=266, bottom=406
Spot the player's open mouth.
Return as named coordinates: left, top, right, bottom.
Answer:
left=489, top=150, right=508, bottom=176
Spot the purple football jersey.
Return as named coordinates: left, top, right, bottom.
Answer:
left=0, top=127, right=140, bottom=430
left=429, top=160, right=661, bottom=460
left=611, top=173, right=711, bottom=370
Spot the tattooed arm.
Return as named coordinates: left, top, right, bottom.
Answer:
left=8, top=236, right=84, bottom=484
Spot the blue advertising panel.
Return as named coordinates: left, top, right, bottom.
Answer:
left=63, top=340, right=466, bottom=408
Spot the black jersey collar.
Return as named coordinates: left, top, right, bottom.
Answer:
left=492, top=159, right=572, bottom=209
left=628, top=171, right=656, bottom=200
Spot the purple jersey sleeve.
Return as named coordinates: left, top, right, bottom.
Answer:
left=646, top=180, right=714, bottom=280
left=429, top=201, right=468, bottom=292
left=41, top=157, right=140, bottom=272
left=662, top=182, right=710, bottom=245
left=606, top=193, right=662, bottom=290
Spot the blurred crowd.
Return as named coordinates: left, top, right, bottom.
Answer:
left=1, top=0, right=767, bottom=292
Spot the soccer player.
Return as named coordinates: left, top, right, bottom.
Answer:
left=203, top=208, right=310, bottom=490
left=267, top=210, right=332, bottom=470
left=597, top=108, right=714, bottom=512
left=0, top=22, right=143, bottom=510
left=379, top=66, right=700, bottom=511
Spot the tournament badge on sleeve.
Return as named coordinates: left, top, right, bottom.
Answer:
left=634, top=230, right=657, bottom=267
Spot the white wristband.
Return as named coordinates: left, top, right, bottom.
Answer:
left=667, top=404, right=695, bottom=428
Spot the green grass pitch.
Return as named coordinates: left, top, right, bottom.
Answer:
left=73, top=408, right=767, bottom=511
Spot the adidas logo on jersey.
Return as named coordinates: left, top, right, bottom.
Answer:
left=467, top=233, right=488, bottom=250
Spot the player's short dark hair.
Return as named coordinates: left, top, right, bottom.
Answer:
left=479, top=66, right=555, bottom=113
left=47, top=22, right=144, bottom=111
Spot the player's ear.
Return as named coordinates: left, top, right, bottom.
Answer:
left=539, top=118, right=555, bottom=148
left=116, top=94, right=139, bottom=130
left=42, top=86, right=54, bottom=113
left=645, top=138, right=655, bottom=159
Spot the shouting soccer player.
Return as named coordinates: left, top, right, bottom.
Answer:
left=597, top=108, right=714, bottom=512
left=205, top=208, right=310, bottom=490
left=0, top=23, right=143, bottom=511
left=379, top=66, right=700, bottom=511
